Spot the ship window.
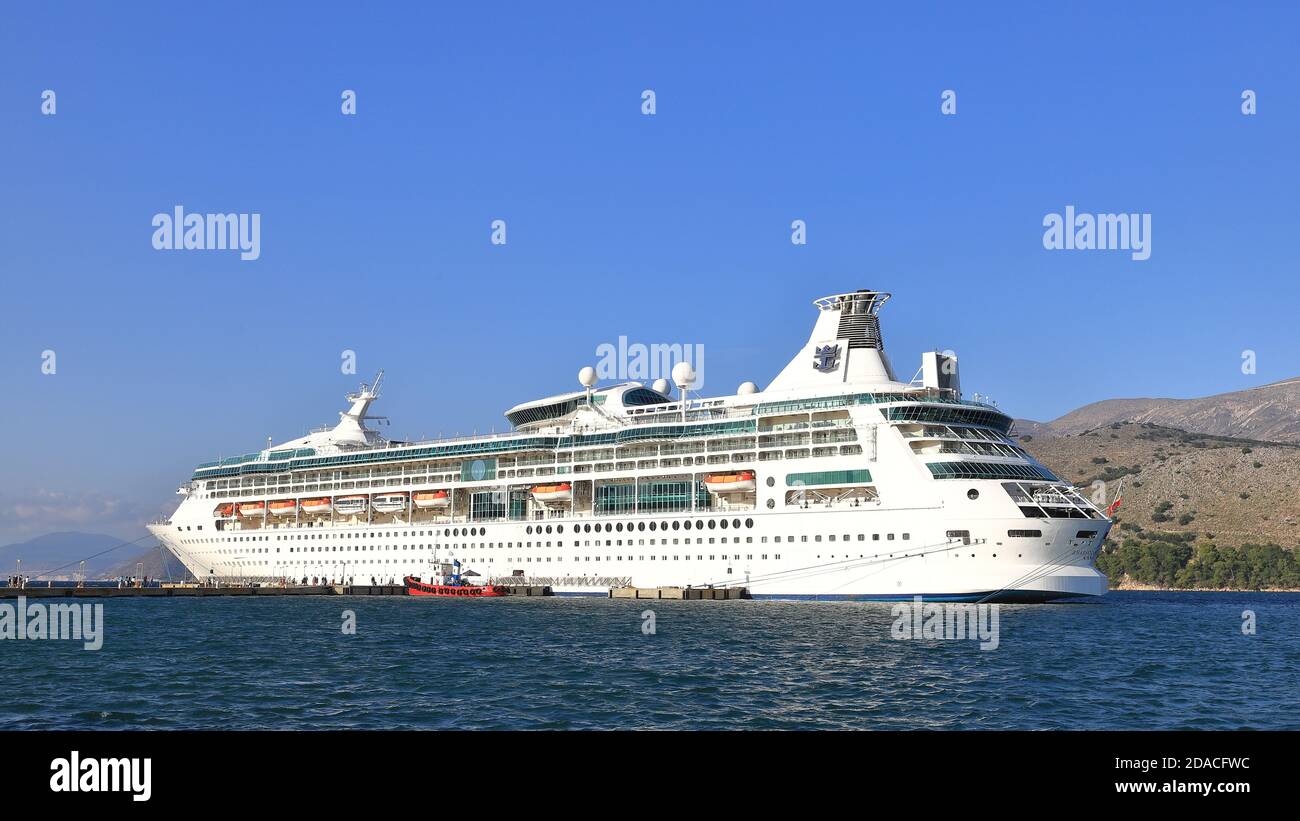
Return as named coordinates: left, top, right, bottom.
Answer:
left=1008, top=529, right=1042, bottom=538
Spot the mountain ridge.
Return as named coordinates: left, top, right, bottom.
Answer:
left=1016, top=377, right=1300, bottom=444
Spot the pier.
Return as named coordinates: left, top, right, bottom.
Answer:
left=610, top=586, right=750, bottom=600
left=0, top=583, right=553, bottom=599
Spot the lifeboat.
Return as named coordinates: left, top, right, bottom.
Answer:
left=413, top=490, right=450, bottom=510
left=703, top=470, right=756, bottom=493
left=300, top=498, right=330, bottom=515
left=371, top=492, right=409, bottom=514
left=268, top=500, right=297, bottom=517
left=404, top=576, right=507, bottom=598
left=531, top=482, right=572, bottom=503
left=238, top=501, right=266, bottom=517
left=333, top=495, right=368, bottom=516
left=213, top=503, right=236, bottom=519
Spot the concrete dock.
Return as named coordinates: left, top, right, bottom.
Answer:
left=610, top=586, right=750, bottom=600
left=0, top=583, right=552, bottom=599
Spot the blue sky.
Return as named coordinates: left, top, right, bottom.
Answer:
left=2, top=2, right=1298, bottom=542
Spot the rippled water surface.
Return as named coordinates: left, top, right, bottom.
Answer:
left=2, top=591, right=1296, bottom=729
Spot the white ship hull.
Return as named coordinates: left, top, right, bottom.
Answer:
left=149, top=495, right=1106, bottom=601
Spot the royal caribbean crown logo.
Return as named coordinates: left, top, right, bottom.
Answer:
left=812, top=344, right=841, bottom=373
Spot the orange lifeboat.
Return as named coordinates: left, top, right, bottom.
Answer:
left=703, top=471, right=756, bottom=493
left=300, top=498, right=330, bottom=515
left=268, top=500, right=297, bottom=517
left=531, top=483, right=572, bottom=503
left=238, top=501, right=266, bottom=517
left=213, top=503, right=236, bottom=519
left=413, top=490, right=450, bottom=510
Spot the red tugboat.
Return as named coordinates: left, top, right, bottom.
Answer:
left=405, top=577, right=507, bottom=597
left=404, top=560, right=507, bottom=597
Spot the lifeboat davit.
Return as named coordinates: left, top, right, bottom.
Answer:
left=238, top=501, right=266, bottom=517
left=333, top=495, right=368, bottom=516
left=300, top=498, right=330, bottom=515
left=268, top=500, right=297, bottom=517
left=531, top=482, right=572, bottom=503
left=213, top=503, right=236, bottom=519
left=703, top=470, right=756, bottom=493
left=413, top=490, right=450, bottom=510
left=371, top=492, right=409, bottom=514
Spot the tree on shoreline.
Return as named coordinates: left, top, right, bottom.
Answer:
left=1096, top=537, right=1300, bottom=590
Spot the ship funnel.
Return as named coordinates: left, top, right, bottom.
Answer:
left=822, top=291, right=889, bottom=350
left=764, top=289, right=902, bottom=393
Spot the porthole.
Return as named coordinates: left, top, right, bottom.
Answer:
left=707, top=519, right=717, bottom=530
left=732, top=518, right=741, bottom=529
left=616, top=523, right=624, bottom=532
left=557, top=525, right=564, bottom=534
left=967, top=488, right=980, bottom=500
left=720, top=519, right=728, bottom=529
left=672, top=521, right=680, bottom=531
left=745, top=518, right=754, bottom=528
left=766, top=477, right=775, bottom=487
left=637, top=522, right=645, bottom=531
left=766, top=500, right=775, bottom=509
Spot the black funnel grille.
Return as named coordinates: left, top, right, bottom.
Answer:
left=835, top=291, right=887, bottom=350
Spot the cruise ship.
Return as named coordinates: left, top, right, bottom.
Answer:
left=150, top=290, right=1110, bottom=601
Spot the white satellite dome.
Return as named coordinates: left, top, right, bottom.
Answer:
left=671, top=361, right=696, bottom=389
left=578, top=366, right=598, bottom=388
left=737, top=381, right=758, bottom=395
left=651, top=378, right=671, bottom=395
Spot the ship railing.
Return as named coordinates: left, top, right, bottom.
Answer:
left=1002, top=482, right=1103, bottom=517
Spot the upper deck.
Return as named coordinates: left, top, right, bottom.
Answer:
left=191, top=389, right=1010, bottom=481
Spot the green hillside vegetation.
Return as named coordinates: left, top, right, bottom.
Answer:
left=1097, top=534, right=1300, bottom=590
